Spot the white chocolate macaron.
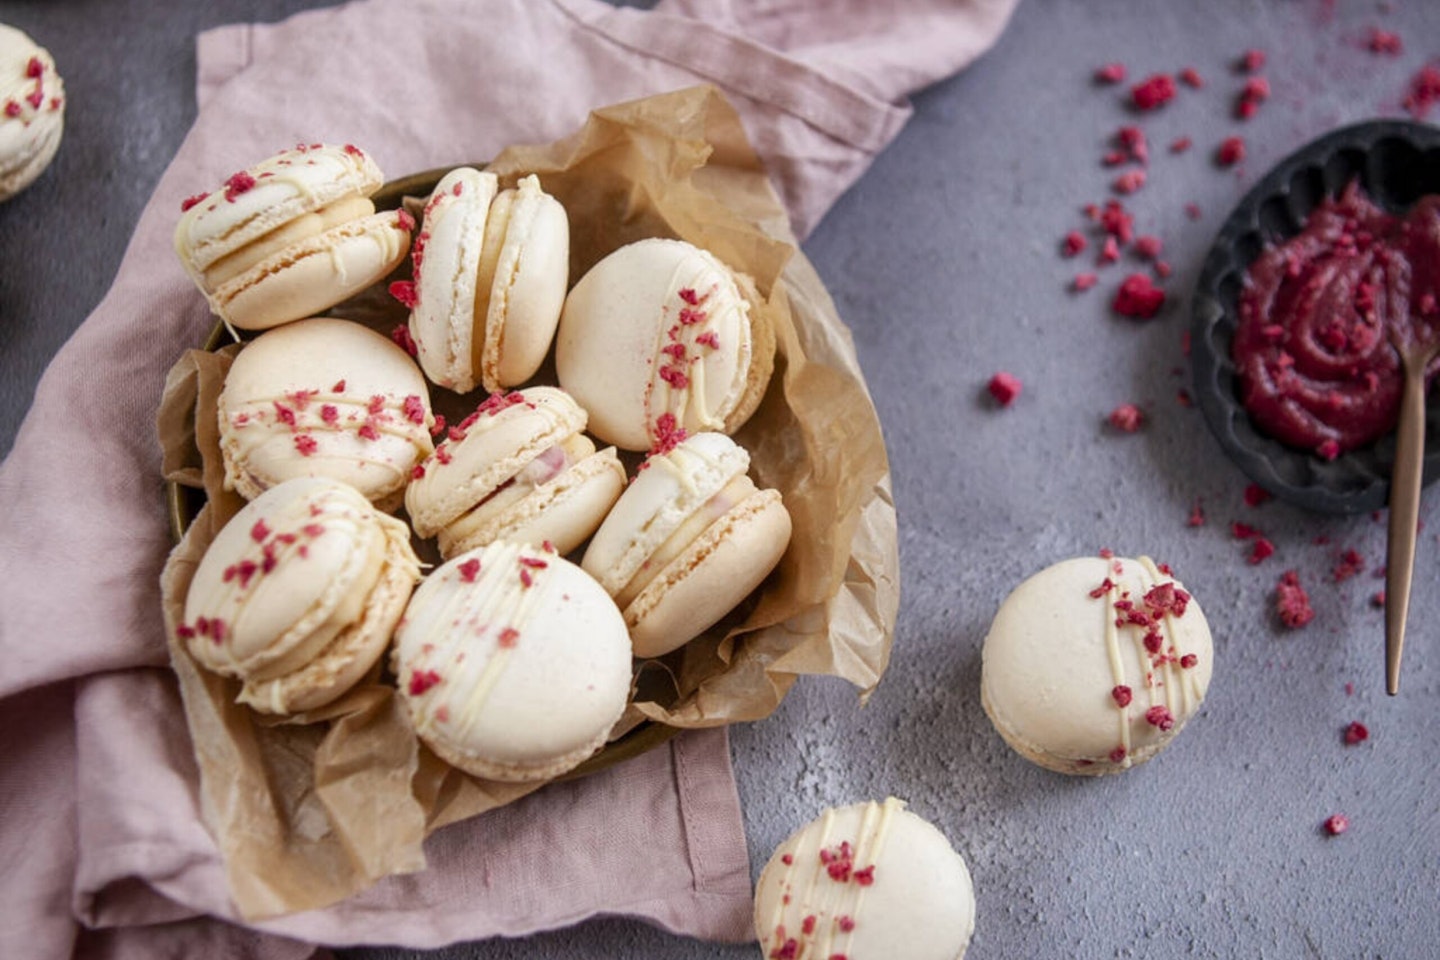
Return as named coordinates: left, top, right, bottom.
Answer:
left=0, top=23, right=65, bottom=202
left=981, top=554, right=1214, bottom=775
left=392, top=540, right=632, bottom=782
left=581, top=431, right=790, bottom=658
left=405, top=386, right=625, bottom=559
left=173, top=142, right=411, bottom=331
left=400, top=169, right=569, bottom=395
left=755, top=797, right=977, bottom=960
left=217, top=317, right=435, bottom=508
left=555, top=238, right=775, bottom=451
left=179, top=476, right=422, bottom=714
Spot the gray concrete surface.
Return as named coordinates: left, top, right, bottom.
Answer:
left=4, top=0, right=1439, bottom=957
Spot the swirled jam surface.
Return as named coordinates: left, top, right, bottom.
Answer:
left=1233, top=181, right=1440, bottom=456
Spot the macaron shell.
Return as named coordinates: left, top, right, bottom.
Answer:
left=393, top=541, right=632, bottom=782
left=555, top=238, right=756, bottom=451
left=722, top=271, right=776, bottom=435
left=404, top=386, right=587, bottom=538
left=174, top=143, right=383, bottom=275
left=218, top=317, right=435, bottom=506
left=581, top=431, right=751, bottom=596
left=754, top=798, right=976, bottom=960
left=625, top=487, right=791, bottom=659
left=437, top=446, right=626, bottom=558
left=0, top=24, right=64, bottom=202
left=980, top=555, right=1214, bottom=775
left=409, top=167, right=499, bottom=394
left=479, top=175, right=570, bottom=392
left=213, top=209, right=411, bottom=331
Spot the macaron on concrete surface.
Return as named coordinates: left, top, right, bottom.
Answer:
left=405, top=386, right=624, bottom=559
left=217, top=316, right=435, bottom=508
left=582, top=430, right=791, bottom=658
left=179, top=476, right=422, bottom=715
left=555, top=237, right=774, bottom=451
left=172, top=142, right=411, bottom=331
left=403, top=168, right=569, bottom=395
left=392, top=540, right=632, bottom=782
left=0, top=23, right=64, bottom=202
left=754, top=797, right=977, bottom=960
left=981, top=554, right=1214, bottom=775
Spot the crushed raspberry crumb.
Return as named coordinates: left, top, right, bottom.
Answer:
left=1240, top=49, right=1266, bottom=73
left=837, top=916, right=856, bottom=933
left=430, top=414, right=447, bottom=436
left=408, top=670, right=442, bottom=696
left=1112, top=685, right=1133, bottom=707
left=1403, top=65, right=1440, bottom=118
left=520, top=568, right=534, bottom=589
left=1216, top=136, right=1246, bottom=167
left=1072, top=272, right=1099, bottom=292
left=1133, top=235, right=1162, bottom=260
left=1113, top=273, right=1166, bottom=319
left=1095, top=62, right=1127, bottom=84
left=1249, top=538, right=1276, bottom=564
left=1170, top=136, right=1193, bottom=154
left=497, top=627, right=520, bottom=648
left=1131, top=73, right=1177, bottom=110
left=273, top=402, right=297, bottom=427
left=1187, top=500, right=1205, bottom=527
left=1316, top=439, right=1341, bottom=461
left=780, top=853, right=793, bottom=865
left=769, top=939, right=799, bottom=960
left=458, top=558, right=481, bottom=583
left=391, top=323, right=418, bottom=357
left=1099, top=200, right=1134, bottom=243
left=294, top=434, right=318, bottom=456
left=1185, top=202, right=1203, bottom=220
left=1180, top=653, right=1199, bottom=669
left=1333, top=549, right=1364, bottom=582
left=1276, top=570, right=1315, bottom=628
left=1109, top=746, right=1127, bottom=763
left=1062, top=231, right=1088, bottom=257
left=23, top=87, right=42, bottom=110
left=1323, top=814, right=1349, bottom=836
left=402, top=395, right=426, bottom=425
left=3, top=100, right=20, bottom=117
left=1109, top=403, right=1144, bottom=433
left=1243, top=483, right=1272, bottom=507
left=1179, top=67, right=1204, bottom=88
left=1372, top=590, right=1386, bottom=608
left=25, top=56, right=43, bottom=79
left=394, top=208, right=416, bottom=232
left=852, top=866, right=875, bottom=886
left=1099, top=235, right=1121, bottom=264
left=1344, top=721, right=1369, bottom=745
left=180, top=192, right=210, bottom=212
left=320, top=404, right=340, bottom=426
left=1145, top=705, right=1175, bottom=731
left=987, top=372, right=1022, bottom=406
left=367, top=395, right=386, bottom=416
left=358, top=422, right=381, bottom=441
left=223, top=171, right=257, bottom=202
left=1116, top=125, right=1148, bottom=164
left=411, top=463, right=426, bottom=479
left=1089, top=577, right=1115, bottom=599
left=435, top=445, right=453, bottom=465
left=678, top=287, right=701, bottom=305
left=695, top=330, right=721, bottom=349
left=250, top=519, right=271, bottom=543
left=1367, top=27, right=1403, bottom=55
left=1114, top=169, right=1146, bottom=195
left=389, top=281, right=419, bottom=309
left=678, top=307, right=707, bottom=326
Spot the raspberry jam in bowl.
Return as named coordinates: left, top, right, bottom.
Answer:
left=1191, top=120, right=1440, bottom=514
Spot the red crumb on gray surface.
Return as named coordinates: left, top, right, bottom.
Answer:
left=1187, top=500, right=1205, bottom=527
left=1131, top=73, right=1177, bottom=110
left=1108, top=403, right=1144, bottom=432
left=1113, top=273, right=1166, bottom=318
left=1095, top=62, right=1127, bottom=84
left=1244, top=483, right=1273, bottom=507
left=1323, top=814, right=1349, bottom=836
left=1276, top=570, right=1315, bottom=628
left=1404, top=64, right=1440, bottom=118
left=1344, top=721, right=1369, bottom=745
left=1073, top=272, right=1099, bottom=292
left=987, top=372, right=1022, bottom=406
left=1216, top=136, right=1246, bottom=166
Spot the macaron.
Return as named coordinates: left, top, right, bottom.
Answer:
left=981, top=554, right=1215, bottom=775
left=392, top=540, right=632, bottom=782
left=173, top=142, right=412, bottom=331
left=401, top=169, right=569, bottom=394
left=0, top=23, right=65, bottom=202
left=179, top=476, right=422, bottom=715
left=754, top=797, right=977, bottom=960
left=555, top=237, right=775, bottom=451
left=217, top=317, right=435, bottom=508
left=581, top=431, right=791, bottom=658
left=404, top=386, right=625, bottom=559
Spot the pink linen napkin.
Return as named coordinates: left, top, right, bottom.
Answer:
left=0, top=1, right=1018, bottom=958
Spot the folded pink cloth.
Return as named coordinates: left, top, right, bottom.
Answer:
left=0, top=1, right=1017, bottom=958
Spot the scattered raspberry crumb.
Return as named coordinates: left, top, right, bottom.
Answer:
left=987, top=372, right=1022, bottom=407
left=180, top=192, right=210, bottom=212
left=1185, top=202, right=1203, bottom=220
left=1095, top=62, right=1127, bottom=84
left=1186, top=500, right=1205, bottom=527
left=1131, top=73, right=1177, bottom=110
left=394, top=208, right=416, bottom=232
left=358, top=422, right=381, bottom=441
left=389, top=280, right=419, bottom=309
left=1109, top=403, right=1144, bottom=433
left=852, top=866, right=875, bottom=886
left=1073, top=272, right=1099, bottom=292
left=3, top=100, right=20, bottom=117
left=411, top=464, right=425, bottom=479
left=1100, top=235, right=1121, bottom=264
left=1244, top=483, right=1272, bottom=507
left=838, top=916, right=856, bottom=933
left=1133, top=235, right=1163, bottom=260
left=1179, top=67, right=1205, bottom=89
left=1176, top=389, right=1193, bottom=408
left=1276, top=570, right=1315, bottom=628
left=223, top=171, right=257, bottom=202
left=1403, top=64, right=1440, bottom=119
left=1333, top=549, right=1365, bottom=582
left=1366, top=27, right=1403, bottom=55
left=497, top=627, right=520, bottom=648
left=1116, top=126, right=1148, bottom=164
left=1112, top=685, right=1133, bottom=707
left=1109, top=746, right=1127, bottom=763
left=25, top=56, right=42, bottom=79
left=781, top=853, right=793, bottom=865
left=1248, top=538, right=1276, bottom=564
left=1154, top=260, right=1173, bottom=279
left=1236, top=76, right=1271, bottom=119
left=1145, top=705, right=1175, bottom=731
left=1099, top=200, right=1134, bottom=243
left=1168, top=136, right=1193, bottom=155
left=1343, top=721, right=1369, bottom=745
left=1232, top=521, right=1259, bottom=539
left=1062, top=231, right=1088, bottom=257
left=294, top=434, right=318, bottom=456
left=251, top=519, right=271, bottom=543
left=1323, top=814, right=1349, bottom=836
left=1240, top=49, right=1266, bottom=73
left=458, top=558, right=481, bottom=582
left=391, top=323, right=418, bottom=357
left=402, top=395, right=426, bottom=425
left=1114, top=169, right=1147, bottom=194
left=1316, top=439, right=1341, bottom=461
left=1216, top=136, right=1246, bottom=166
left=1180, top=653, right=1199, bottom=668
left=1113, top=273, right=1166, bottom=319
left=1371, top=590, right=1386, bottom=608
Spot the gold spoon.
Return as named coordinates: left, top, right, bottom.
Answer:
left=1384, top=332, right=1440, bottom=695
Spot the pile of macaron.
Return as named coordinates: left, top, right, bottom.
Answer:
left=171, top=142, right=791, bottom=783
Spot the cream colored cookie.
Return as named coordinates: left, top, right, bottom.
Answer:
left=0, top=24, right=65, bottom=202
left=180, top=476, right=422, bottom=714
left=981, top=554, right=1214, bottom=775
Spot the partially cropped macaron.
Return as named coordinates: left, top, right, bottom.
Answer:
left=218, top=317, right=435, bottom=508
left=179, top=476, right=422, bottom=715
left=392, top=540, right=632, bottom=782
left=173, top=142, right=412, bottom=331
left=981, top=554, right=1214, bottom=775
left=581, top=430, right=791, bottom=658
left=405, top=386, right=625, bottom=559
left=555, top=238, right=775, bottom=451
left=0, top=23, right=64, bottom=202
left=755, top=797, right=977, bottom=960
left=398, top=169, right=569, bottom=394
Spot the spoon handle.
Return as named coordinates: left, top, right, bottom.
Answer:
left=1385, top=356, right=1428, bottom=695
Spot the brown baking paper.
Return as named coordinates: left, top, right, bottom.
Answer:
left=156, top=84, right=898, bottom=920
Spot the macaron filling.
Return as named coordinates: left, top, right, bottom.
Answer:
left=202, top=195, right=376, bottom=289
left=442, top=434, right=592, bottom=534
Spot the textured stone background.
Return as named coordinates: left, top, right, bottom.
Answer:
left=4, top=1, right=1439, bottom=957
